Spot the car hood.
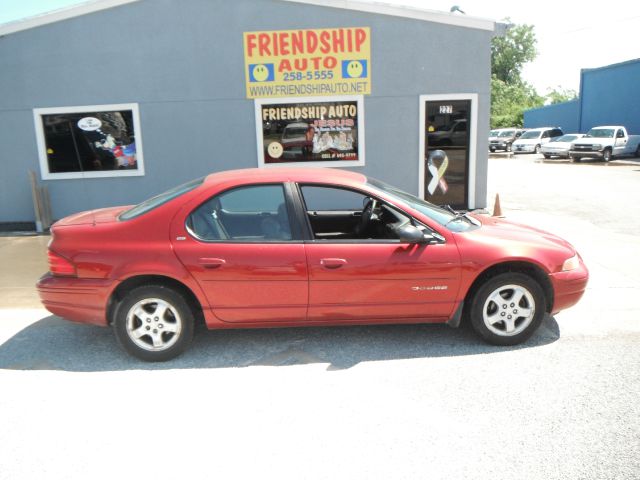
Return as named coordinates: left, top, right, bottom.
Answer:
left=542, top=141, right=571, bottom=149
left=513, top=138, right=539, bottom=145
left=54, top=206, right=131, bottom=227
left=462, top=214, right=575, bottom=254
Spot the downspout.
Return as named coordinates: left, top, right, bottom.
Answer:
left=577, top=68, right=585, bottom=133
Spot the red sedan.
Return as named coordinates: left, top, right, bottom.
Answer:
left=37, top=168, right=588, bottom=361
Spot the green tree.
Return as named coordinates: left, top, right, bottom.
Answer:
left=491, top=22, right=537, bottom=84
left=545, top=86, right=578, bottom=105
left=490, top=21, right=543, bottom=128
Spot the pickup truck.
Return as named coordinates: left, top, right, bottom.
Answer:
left=569, top=126, right=640, bottom=162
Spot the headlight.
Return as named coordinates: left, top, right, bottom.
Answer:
left=593, top=144, right=602, bottom=150
left=562, top=254, right=580, bottom=271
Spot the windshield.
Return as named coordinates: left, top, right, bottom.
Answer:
left=490, top=130, right=499, bottom=136
left=120, top=177, right=204, bottom=220
left=282, top=127, right=309, bottom=139
left=585, top=128, right=614, bottom=138
left=519, top=130, right=541, bottom=140
left=498, top=130, right=515, bottom=137
left=555, top=134, right=579, bottom=142
left=365, top=177, right=475, bottom=232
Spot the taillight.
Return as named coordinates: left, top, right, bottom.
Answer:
left=48, top=250, right=76, bottom=277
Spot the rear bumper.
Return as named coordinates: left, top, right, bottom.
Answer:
left=36, top=273, right=114, bottom=326
left=549, top=261, right=589, bottom=315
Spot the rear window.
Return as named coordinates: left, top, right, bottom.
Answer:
left=519, top=130, right=542, bottom=140
left=120, top=177, right=204, bottom=220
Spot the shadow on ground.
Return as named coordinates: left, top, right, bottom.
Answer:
left=0, top=315, right=560, bottom=372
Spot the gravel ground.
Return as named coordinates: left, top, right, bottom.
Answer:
left=0, top=154, right=638, bottom=480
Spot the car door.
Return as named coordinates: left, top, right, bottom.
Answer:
left=171, top=182, right=308, bottom=323
left=297, top=184, right=461, bottom=322
left=614, top=128, right=627, bottom=154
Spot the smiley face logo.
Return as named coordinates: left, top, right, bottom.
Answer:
left=267, top=141, right=283, bottom=159
left=252, top=64, right=269, bottom=82
left=342, top=60, right=367, bottom=79
left=347, top=60, right=364, bottom=78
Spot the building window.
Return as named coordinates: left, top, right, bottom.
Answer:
left=33, top=103, right=145, bottom=180
left=254, top=95, right=365, bottom=168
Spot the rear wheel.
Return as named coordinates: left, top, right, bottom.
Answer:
left=468, top=272, right=546, bottom=346
left=603, top=148, right=612, bottom=162
left=113, top=285, right=194, bottom=361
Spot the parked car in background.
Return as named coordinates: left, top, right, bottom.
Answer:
left=541, top=134, right=585, bottom=159
left=489, top=128, right=525, bottom=152
left=36, top=168, right=588, bottom=361
left=512, top=127, right=563, bottom=154
left=428, top=119, right=468, bottom=146
left=569, top=126, right=640, bottom=162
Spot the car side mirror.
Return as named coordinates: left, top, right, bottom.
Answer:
left=396, top=224, right=435, bottom=244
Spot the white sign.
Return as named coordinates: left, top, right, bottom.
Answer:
left=77, top=117, right=102, bottom=131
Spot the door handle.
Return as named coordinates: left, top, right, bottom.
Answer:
left=320, top=258, right=347, bottom=269
left=199, top=257, right=226, bottom=269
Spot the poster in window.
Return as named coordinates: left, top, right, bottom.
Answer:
left=33, top=103, right=144, bottom=180
left=255, top=95, right=365, bottom=167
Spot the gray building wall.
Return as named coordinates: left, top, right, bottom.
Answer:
left=0, top=0, right=493, bottom=223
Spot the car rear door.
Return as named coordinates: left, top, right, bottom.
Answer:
left=170, top=182, right=308, bottom=323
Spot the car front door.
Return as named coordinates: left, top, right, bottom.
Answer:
left=171, top=183, right=308, bottom=323
left=297, top=184, right=461, bottom=322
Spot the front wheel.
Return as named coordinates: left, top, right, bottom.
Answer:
left=468, top=273, right=546, bottom=346
left=113, top=285, right=194, bottom=361
left=535, top=144, right=542, bottom=155
left=603, top=148, right=612, bottom=162
left=506, top=143, right=512, bottom=152
left=543, top=154, right=551, bottom=159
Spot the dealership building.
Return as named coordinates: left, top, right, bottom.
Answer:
left=524, top=58, right=640, bottom=135
left=0, top=0, right=503, bottom=228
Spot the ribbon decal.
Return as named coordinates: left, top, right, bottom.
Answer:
left=427, top=149, right=449, bottom=195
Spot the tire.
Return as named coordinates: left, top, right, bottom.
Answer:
left=489, top=147, right=495, bottom=152
left=543, top=154, right=551, bottom=159
left=603, top=148, right=612, bottom=162
left=569, top=155, right=580, bottom=162
left=113, top=285, right=195, bottom=361
left=535, top=144, right=542, bottom=155
left=468, top=272, right=546, bottom=346
left=506, top=143, right=512, bottom=152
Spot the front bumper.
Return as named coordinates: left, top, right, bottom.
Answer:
left=513, top=144, right=536, bottom=153
left=549, top=260, right=589, bottom=315
left=36, top=273, right=115, bottom=326
left=569, top=150, right=603, bottom=158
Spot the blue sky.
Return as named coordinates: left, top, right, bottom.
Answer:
left=0, top=0, right=87, bottom=24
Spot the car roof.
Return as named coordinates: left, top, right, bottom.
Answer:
left=590, top=126, right=621, bottom=129
left=204, top=167, right=367, bottom=186
left=526, top=127, right=560, bottom=131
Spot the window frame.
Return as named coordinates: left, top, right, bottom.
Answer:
left=33, top=103, right=145, bottom=180
left=293, top=182, right=435, bottom=244
left=185, top=182, right=304, bottom=244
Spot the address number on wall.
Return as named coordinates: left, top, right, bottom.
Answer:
left=439, top=105, right=453, bottom=114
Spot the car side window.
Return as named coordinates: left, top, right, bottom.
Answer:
left=541, top=131, right=550, bottom=138
left=616, top=129, right=625, bottom=138
left=552, top=129, right=563, bottom=137
left=188, top=184, right=292, bottom=242
left=300, top=185, right=411, bottom=241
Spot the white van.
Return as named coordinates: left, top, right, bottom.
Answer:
left=512, top=127, right=563, bottom=154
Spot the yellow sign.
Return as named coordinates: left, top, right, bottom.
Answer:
left=243, top=27, right=371, bottom=98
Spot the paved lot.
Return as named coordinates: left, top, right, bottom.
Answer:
left=1, top=154, right=639, bottom=479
